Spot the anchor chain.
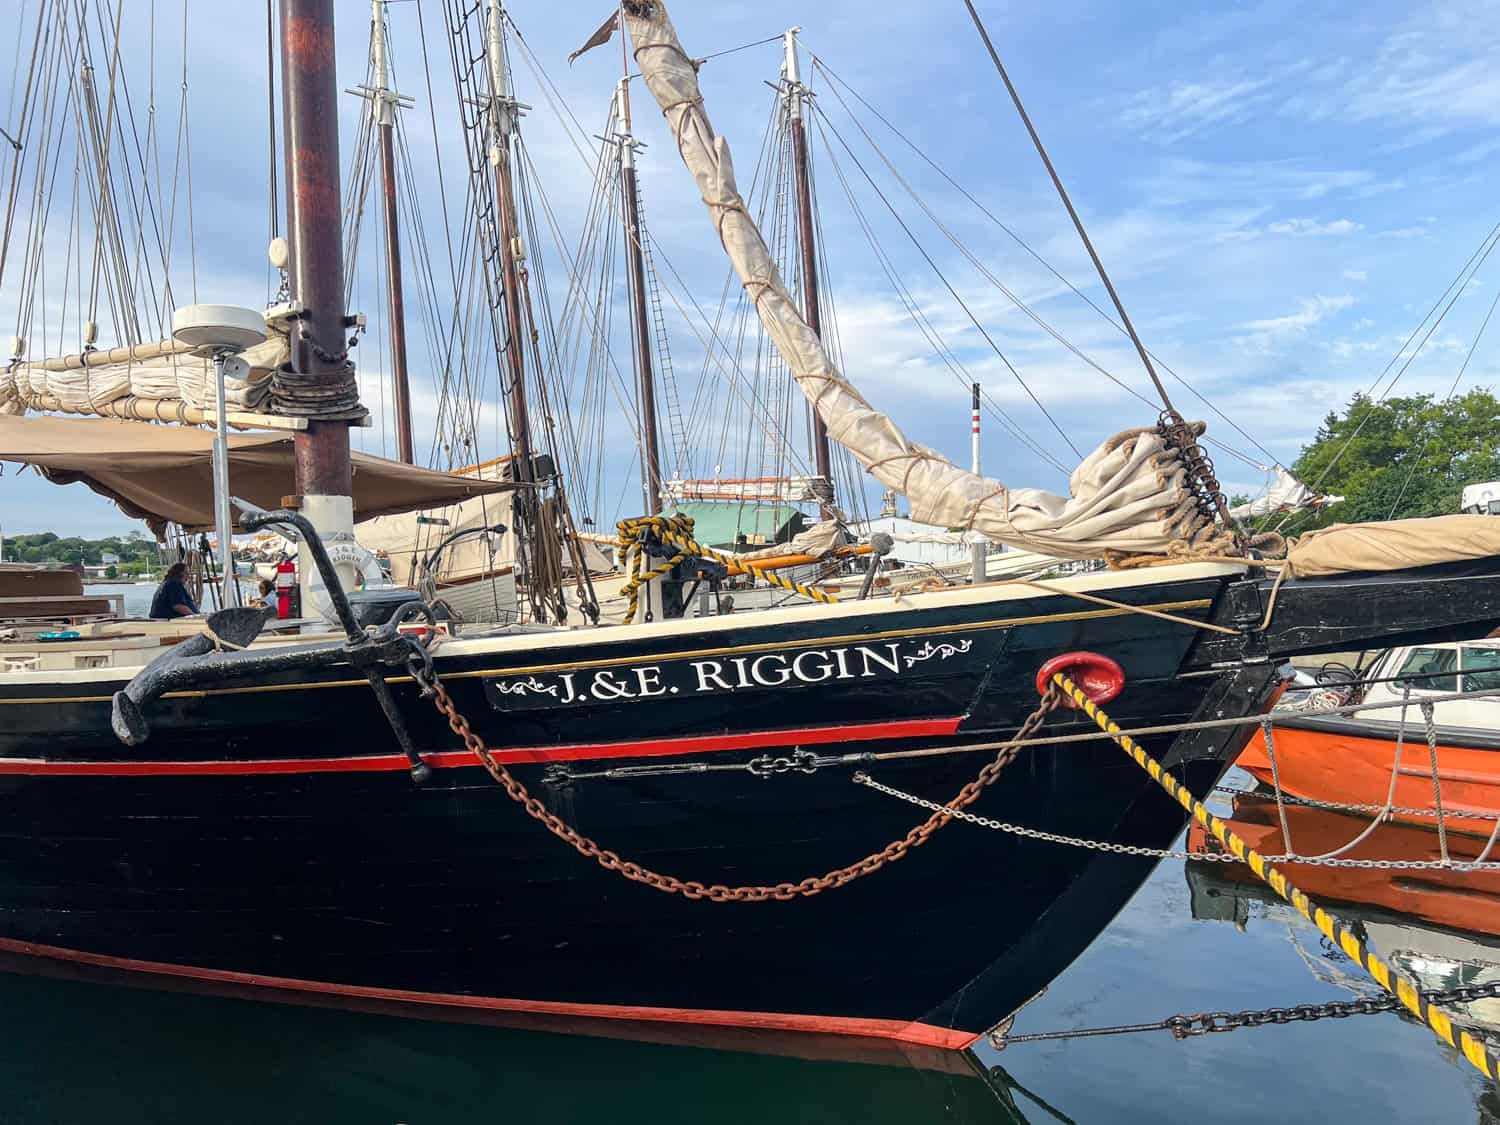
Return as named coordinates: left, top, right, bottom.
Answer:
left=856, top=774, right=1500, bottom=870
left=992, top=981, right=1500, bottom=1048
left=409, top=660, right=1060, bottom=902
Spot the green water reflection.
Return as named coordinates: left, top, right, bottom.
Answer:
left=1, top=808, right=1492, bottom=1122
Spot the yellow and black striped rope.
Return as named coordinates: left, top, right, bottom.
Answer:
left=1051, top=670, right=1500, bottom=1081
left=656, top=529, right=838, bottom=607
left=615, top=515, right=839, bottom=622
left=616, top=517, right=695, bottom=625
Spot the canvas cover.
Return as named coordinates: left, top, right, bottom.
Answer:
left=622, top=2, right=1215, bottom=561
left=358, top=463, right=518, bottom=587
left=0, top=416, right=512, bottom=536
left=735, top=519, right=847, bottom=561
left=1286, top=515, right=1500, bottom=577
left=359, top=460, right=613, bottom=586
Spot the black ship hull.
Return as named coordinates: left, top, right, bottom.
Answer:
left=1, top=560, right=1498, bottom=1048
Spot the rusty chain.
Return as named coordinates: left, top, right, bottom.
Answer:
left=992, top=981, right=1500, bottom=1048
left=418, top=669, right=1060, bottom=902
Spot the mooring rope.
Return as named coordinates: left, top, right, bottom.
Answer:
left=1046, top=669, right=1500, bottom=1082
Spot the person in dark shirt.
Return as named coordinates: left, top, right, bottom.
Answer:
left=149, top=561, right=200, bottom=619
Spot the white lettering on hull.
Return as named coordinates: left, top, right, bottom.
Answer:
left=487, top=636, right=979, bottom=711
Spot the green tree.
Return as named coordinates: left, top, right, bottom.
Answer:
left=1280, top=390, right=1500, bottom=533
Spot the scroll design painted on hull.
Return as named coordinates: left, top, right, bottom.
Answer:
left=483, top=637, right=979, bottom=712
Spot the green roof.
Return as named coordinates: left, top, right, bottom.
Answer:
left=672, top=502, right=805, bottom=551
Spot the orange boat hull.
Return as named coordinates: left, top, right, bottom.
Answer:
left=1238, top=719, right=1500, bottom=838
left=1188, top=800, right=1500, bottom=935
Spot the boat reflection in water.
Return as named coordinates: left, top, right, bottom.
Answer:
left=0, top=964, right=1050, bottom=1125
left=1185, top=791, right=1500, bottom=1042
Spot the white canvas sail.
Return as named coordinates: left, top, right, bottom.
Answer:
left=621, top=2, right=1218, bottom=561
left=2, top=324, right=288, bottom=422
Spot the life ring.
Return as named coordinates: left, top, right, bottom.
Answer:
left=1036, top=651, right=1125, bottom=707
left=299, top=538, right=389, bottom=621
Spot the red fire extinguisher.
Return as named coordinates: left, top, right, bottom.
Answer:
left=275, top=558, right=298, bottom=619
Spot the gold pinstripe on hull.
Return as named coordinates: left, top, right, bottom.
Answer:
left=0, top=598, right=1213, bottom=707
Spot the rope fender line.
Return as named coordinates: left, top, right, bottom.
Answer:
left=1050, top=670, right=1500, bottom=1081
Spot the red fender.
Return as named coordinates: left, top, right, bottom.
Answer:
left=1036, top=651, right=1125, bottom=707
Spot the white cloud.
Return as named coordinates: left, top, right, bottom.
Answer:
left=1343, top=269, right=1369, bottom=281
left=1456, top=138, right=1500, bottom=163
left=1264, top=218, right=1363, bottom=236
left=1239, top=294, right=1355, bottom=347
left=1219, top=217, right=1364, bottom=243
left=1121, top=78, right=1275, bottom=143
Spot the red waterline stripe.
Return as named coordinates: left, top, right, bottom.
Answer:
left=0, top=935, right=976, bottom=1049
left=0, top=716, right=962, bottom=777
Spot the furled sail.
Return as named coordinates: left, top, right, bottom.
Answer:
left=0, top=324, right=289, bottom=425
left=1227, top=467, right=1340, bottom=520
left=621, top=1, right=1218, bottom=560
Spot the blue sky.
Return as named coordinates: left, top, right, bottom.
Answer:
left=4, top=0, right=1500, bottom=538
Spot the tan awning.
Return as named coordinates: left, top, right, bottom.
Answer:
left=0, top=416, right=514, bottom=536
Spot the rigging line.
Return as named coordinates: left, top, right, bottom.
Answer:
left=515, top=23, right=811, bottom=490
left=14, top=10, right=68, bottom=344
left=4, top=0, right=27, bottom=121
left=511, top=17, right=818, bottom=495
left=85, top=0, right=159, bottom=343
left=179, top=0, right=196, bottom=302
left=810, top=55, right=1279, bottom=468
left=0, top=0, right=48, bottom=293
left=622, top=33, right=784, bottom=79
left=643, top=220, right=823, bottom=481
left=807, top=99, right=1025, bottom=462
left=810, top=108, right=1069, bottom=474
left=1278, top=222, right=1500, bottom=530
left=1385, top=281, right=1500, bottom=521
left=415, top=0, right=471, bottom=465
left=93, top=0, right=167, bottom=337
left=1279, top=220, right=1500, bottom=514
left=799, top=79, right=1266, bottom=476
left=810, top=80, right=1162, bottom=410
left=814, top=102, right=1083, bottom=460
left=1356, top=224, right=1499, bottom=406
left=688, top=86, right=783, bottom=476
left=960, top=0, right=1174, bottom=417
left=265, top=0, right=278, bottom=247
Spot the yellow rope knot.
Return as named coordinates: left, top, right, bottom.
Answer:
left=615, top=514, right=839, bottom=624
left=616, top=515, right=697, bottom=625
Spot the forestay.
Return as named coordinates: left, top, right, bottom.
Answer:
left=620, top=1, right=1219, bottom=561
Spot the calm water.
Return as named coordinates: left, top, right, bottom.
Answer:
left=3, top=783, right=1493, bottom=1123
left=89, top=581, right=255, bottom=618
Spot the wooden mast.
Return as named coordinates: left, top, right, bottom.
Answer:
left=485, top=0, right=552, bottom=621
left=369, top=0, right=414, bottom=463
left=783, top=28, right=835, bottom=522
left=614, top=77, right=664, bottom=516
left=485, top=2, right=536, bottom=500
left=281, top=0, right=355, bottom=591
